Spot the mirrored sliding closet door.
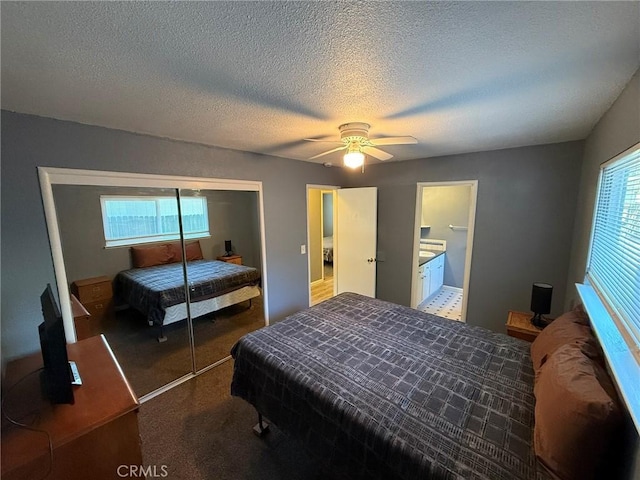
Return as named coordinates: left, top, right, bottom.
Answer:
left=41, top=168, right=268, bottom=402
left=179, top=188, right=264, bottom=373
left=52, top=184, right=193, bottom=398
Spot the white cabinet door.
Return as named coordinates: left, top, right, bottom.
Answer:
left=415, top=265, right=424, bottom=305
left=421, top=263, right=431, bottom=302
left=430, top=255, right=445, bottom=296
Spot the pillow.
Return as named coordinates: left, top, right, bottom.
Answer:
left=534, top=345, right=621, bottom=480
left=184, top=241, right=203, bottom=261
left=131, top=244, right=172, bottom=268
left=166, top=242, right=183, bottom=263
left=165, top=240, right=204, bottom=263
left=564, top=304, right=590, bottom=326
left=530, top=309, right=600, bottom=373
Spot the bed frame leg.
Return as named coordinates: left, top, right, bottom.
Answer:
left=157, top=325, right=167, bottom=343
left=253, top=412, right=270, bottom=437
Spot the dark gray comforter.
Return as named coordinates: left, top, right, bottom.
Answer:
left=231, top=292, right=551, bottom=480
left=115, top=259, right=260, bottom=325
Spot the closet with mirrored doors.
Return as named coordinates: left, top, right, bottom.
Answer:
left=39, top=168, right=267, bottom=401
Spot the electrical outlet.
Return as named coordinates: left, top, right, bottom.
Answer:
left=300, top=245, right=306, bottom=254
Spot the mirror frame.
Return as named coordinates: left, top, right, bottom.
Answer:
left=38, top=167, right=270, bottom=346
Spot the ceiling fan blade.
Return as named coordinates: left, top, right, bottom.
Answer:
left=363, top=146, right=393, bottom=161
left=304, top=138, right=343, bottom=144
left=370, top=136, right=418, bottom=146
left=309, top=145, right=347, bottom=160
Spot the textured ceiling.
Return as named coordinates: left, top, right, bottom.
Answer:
left=2, top=1, right=639, bottom=165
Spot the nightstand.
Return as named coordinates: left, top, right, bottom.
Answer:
left=506, top=310, right=543, bottom=342
left=217, top=254, right=242, bottom=265
left=71, top=276, right=114, bottom=334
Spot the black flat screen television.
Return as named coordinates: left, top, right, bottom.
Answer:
left=39, top=284, right=74, bottom=404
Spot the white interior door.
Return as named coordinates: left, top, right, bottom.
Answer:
left=335, top=187, right=377, bottom=297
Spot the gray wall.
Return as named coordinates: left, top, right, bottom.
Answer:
left=346, top=141, right=584, bottom=334
left=1, top=111, right=343, bottom=361
left=421, top=185, right=471, bottom=288
left=564, top=69, right=640, bottom=480
left=52, top=185, right=261, bottom=286
left=565, top=69, right=640, bottom=309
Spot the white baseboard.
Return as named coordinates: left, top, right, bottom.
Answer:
left=442, top=285, right=463, bottom=294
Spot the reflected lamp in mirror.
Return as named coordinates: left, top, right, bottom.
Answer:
left=530, top=282, right=553, bottom=328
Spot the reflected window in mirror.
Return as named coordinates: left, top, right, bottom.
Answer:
left=101, top=195, right=210, bottom=248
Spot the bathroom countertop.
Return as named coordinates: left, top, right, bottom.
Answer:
left=418, top=250, right=445, bottom=266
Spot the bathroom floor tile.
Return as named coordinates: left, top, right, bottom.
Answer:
left=419, top=286, right=463, bottom=322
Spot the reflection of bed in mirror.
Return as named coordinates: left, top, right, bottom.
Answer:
left=114, top=242, right=261, bottom=341
left=322, top=236, right=333, bottom=263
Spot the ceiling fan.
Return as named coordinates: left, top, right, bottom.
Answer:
left=305, top=122, right=417, bottom=168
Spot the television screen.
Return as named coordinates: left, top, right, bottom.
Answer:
left=39, top=284, right=74, bottom=404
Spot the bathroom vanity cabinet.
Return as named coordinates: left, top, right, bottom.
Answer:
left=417, top=253, right=445, bottom=305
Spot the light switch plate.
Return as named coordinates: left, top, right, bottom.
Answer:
left=300, top=245, right=306, bottom=254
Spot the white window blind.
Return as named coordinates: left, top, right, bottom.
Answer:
left=586, top=145, right=640, bottom=353
left=100, top=195, right=210, bottom=247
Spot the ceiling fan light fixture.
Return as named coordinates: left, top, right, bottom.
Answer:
left=343, top=149, right=365, bottom=168
left=306, top=122, right=416, bottom=164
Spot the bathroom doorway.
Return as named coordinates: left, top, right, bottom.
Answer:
left=412, top=181, right=478, bottom=322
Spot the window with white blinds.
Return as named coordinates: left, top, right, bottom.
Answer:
left=586, top=143, right=640, bottom=355
left=100, top=195, right=210, bottom=247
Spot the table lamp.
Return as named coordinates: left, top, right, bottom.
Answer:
left=530, top=282, right=552, bottom=328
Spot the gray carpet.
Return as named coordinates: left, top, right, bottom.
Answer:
left=138, top=360, right=323, bottom=480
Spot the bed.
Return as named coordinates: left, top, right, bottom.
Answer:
left=232, top=293, right=626, bottom=480
left=232, top=293, right=552, bottom=480
left=323, top=235, right=333, bottom=263
left=114, top=259, right=261, bottom=336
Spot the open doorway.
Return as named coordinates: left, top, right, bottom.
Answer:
left=307, top=186, right=337, bottom=306
left=412, top=181, right=477, bottom=322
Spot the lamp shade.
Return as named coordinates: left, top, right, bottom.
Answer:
left=530, top=283, right=553, bottom=315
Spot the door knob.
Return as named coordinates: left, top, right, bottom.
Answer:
left=367, top=258, right=376, bottom=263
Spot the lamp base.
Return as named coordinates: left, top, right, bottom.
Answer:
left=530, top=313, right=550, bottom=329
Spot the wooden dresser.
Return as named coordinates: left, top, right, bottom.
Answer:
left=1, top=335, right=142, bottom=480
left=71, top=276, right=113, bottom=335
left=216, top=254, right=242, bottom=265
